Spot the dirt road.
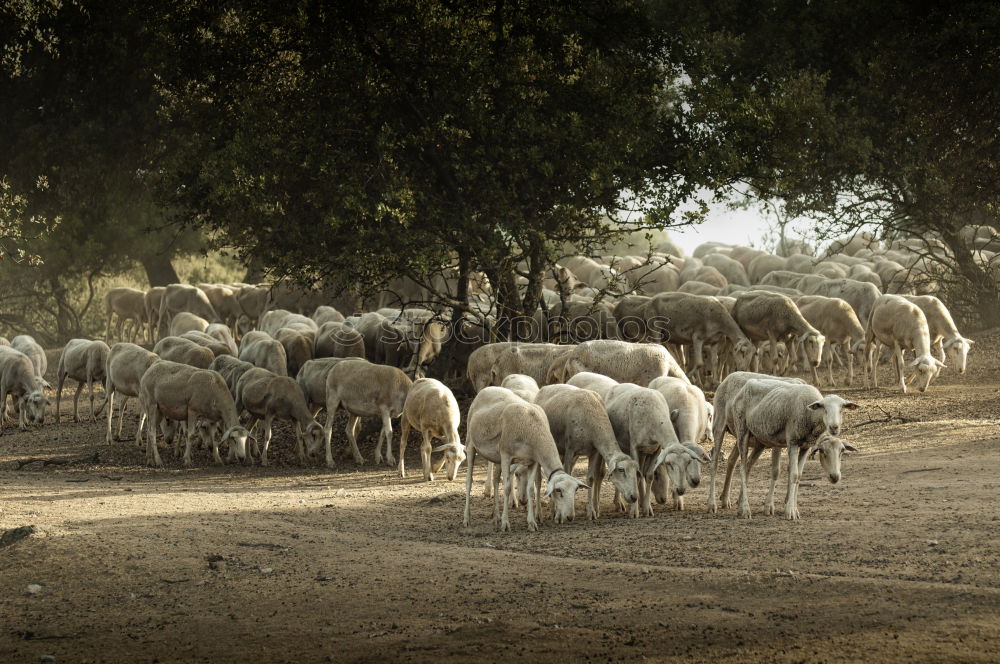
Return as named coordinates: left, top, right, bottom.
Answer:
left=1, top=342, right=998, bottom=663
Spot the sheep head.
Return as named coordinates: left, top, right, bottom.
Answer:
left=909, top=353, right=944, bottom=392
left=299, top=421, right=325, bottom=458
left=800, top=331, right=826, bottom=368
left=606, top=454, right=639, bottom=506
left=808, top=433, right=858, bottom=484
left=651, top=443, right=700, bottom=497
left=943, top=336, right=972, bottom=374
left=221, top=425, right=250, bottom=462
left=733, top=339, right=756, bottom=371
left=807, top=394, right=860, bottom=435
left=544, top=470, right=589, bottom=524
left=23, top=390, right=49, bottom=425
left=431, top=441, right=467, bottom=481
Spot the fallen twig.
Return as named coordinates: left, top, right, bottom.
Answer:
left=15, top=453, right=100, bottom=470
left=854, top=404, right=920, bottom=428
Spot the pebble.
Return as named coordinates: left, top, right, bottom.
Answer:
left=27, top=584, right=42, bottom=595
left=336, top=488, right=348, bottom=497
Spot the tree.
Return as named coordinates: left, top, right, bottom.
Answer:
left=672, top=0, right=1000, bottom=326
left=155, top=0, right=712, bottom=338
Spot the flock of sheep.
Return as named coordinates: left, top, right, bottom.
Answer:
left=0, top=231, right=977, bottom=530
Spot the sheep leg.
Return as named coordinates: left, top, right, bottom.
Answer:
left=182, top=412, right=198, bottom=467
left=491, top=461, right=503, bottom=524
left=525, top=463, right=539, bottom=532
left=870, top=342, right=881, bottom=389
left=587, top=452, right=603, bottom=520
left=344, top=415, right=365, bottom=464
left=483, top=461, right=494, bottom=498
left=463, top=444, right=477, bottom=527
left=499, top=453, right=513, bottom=532
left=105, top=389, right=116, bottom=445
left=784, top=444, right=802, bottom=520
left=766, top=333, right=779, bottom=375
left=380, top=409, right=395, bottom=467
left=893, top=343, right=907, bottom=393
left=322, top=408, right=337, bottom=469
left=735, top=430, right=752, bottom=519
left=72, top=381, right=83, bottom=423
left=764, top=448, right=781, bottom=515
left=259, top=415, right=275, bottom=466
left=88, top=377, right=97, bottom=422
left=707, top=423, right=725, bottom=514
left=398, top=417, right=411, bottom=478
left=420, top=431, right=434, bottom=482
left=721, top=445, right=739, bottom=509
left=145, top=406, right=163, bottom=468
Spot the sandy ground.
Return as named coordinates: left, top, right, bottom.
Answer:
left=1, top=340, right=999, bottom=663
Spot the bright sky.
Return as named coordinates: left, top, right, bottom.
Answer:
left=666, top=200, right=818, bottom=255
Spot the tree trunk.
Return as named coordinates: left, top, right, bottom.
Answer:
left=940, top=230, right=1000, bottom=330
left=243, top=256, right=266, bottom=284
left=140, top=254, right=180, bottom=287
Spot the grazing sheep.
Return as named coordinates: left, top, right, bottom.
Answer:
left=398, top=377, right=466, bottom=481
left=209, top=354, right=256, bottom=399
left=260, top=309, right=318, bottom=337
left=312, top=305, right=346, bottom=326
left=199, top=285, right=243, bottom=335
left=104, top=287, right=147, bottom=343
left=274, top=327, right=314, bottom=378
left=499, top=373, right=541, bottom=402
left=564, top=339, right=689, bottom=387
left=732, top=292, right=825, bottom=384
left=643, top=292, right=755, bottom=385
left=156, top=284, right=220, bottom=338
left=153, top=336, right=214, bottom=369
left=866, top=294, right=944, bottom=393
left=144, top=286, right=165, bottom=343
left=613, top=295, right=652, bottom=341
left=314, top=321, right=365, bottom=359
left=103, top=343, right=159, bottom=445
left=463, top=386, right=589, bottom=532
left=489, top=343, right=574, bottom=387
left=55, top=339, right=111, bottom=423
left=566, top=371, right=619, bottom=398
left=647, top=376, right=713, bottom=510
left=235, top=367, right=324, bottom=466
left=235, top=284, right=270, bottom=330
left=347, top=311, right=407, bottom=367
left=809, top=278, right=882, bottom=332
left=535, top=384, right=640, bottom=520
left=677, top=280, right=722, bottom=296
left=205, top=323, right=239, bottom=356
left=748, top=253, right=788, bottom=283
left=796, top=295, right=866, bottom=386
left=169, top=312, right=210, bottom=337
left=901, top=295, right=973, bottom=374
left=11, top=335, right=48, bottom=388
left=0, top=346, right=50, bottom=431
left=295, top=357, right=364, bottom=418
left=238, top=331, right=288, bottom=376
left=179, top=330, right=234, bottom=358
left=323, top=359, right=412, bottom=467
left=466, top=342, right=518, bottom=392
left=710, top=372, right=858, bottom=518
left=702, top=253, right=750, bottom=286
left=603, top=383, right=701, bottom=517
left=139, top=360, right=249, bottom=467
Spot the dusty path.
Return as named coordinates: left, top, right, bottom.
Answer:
left=1, top=344, right=999, bottom=662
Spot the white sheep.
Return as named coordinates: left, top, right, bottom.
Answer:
left=156, top=284, right=220, bottom=339
left=795, top=295, right=866, bottom=386
left=564, top=339, right=689, bottom=387
left=901, top=295, right=973, bottom=374
left=463, top=386, right=589, bottom=532
left=169, top=311, right=210, bottom=337
left=103, top=343, right=159, bottom=446
left=565, top=371, right=619, bottom=398
left=0, top=346, right=49, bottom=431
left=719, top=378, right=859, bottom=519
left=139, top=359, right=249, bottom=467
left=235, top=367, right=324, bottom=466
left=205, top=323, right=239, bottom=356
left=322, top=359, right=412, bottom=467
left=152, top=335, right=215, bottom=369
left=466, top=342, right=517, bottom=392
left=499, top=373, right=540, bottom=401
left=104, top=287, right=147, bottom=343
left=534, top=384, right=640, bottom=519
left=312, top=305, right=346, bottom=326
left=732, top=292, right=825, bottom=384
left=179, top=330, right=234, bottom=358
left=295, top=357, right=365, bottom=417
left=398, top=377, right=466, bottom=481
left=647, top=376, right=713, bottom=510
left=489, top=343, right=574, bottom=387
left=11, top=335, right=49, bottom=388
left=603, top=383, right=701, bottom=517
left=238, top=331, right=288, bottom=376
left=209, top=354, right=257, bottom=399
left=866, top=294, right=944, bottom=392
left=55, top=339, right=111, bottom=423
left=274, top=327, right=314, bottom=378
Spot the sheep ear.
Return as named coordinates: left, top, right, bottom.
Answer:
left=935, top=359, right=947, bottom=368
left=543, top=479, right=556, bottom=498
left=606, top=457, right=618, bottom=473
left=808, top=446, right=821, bottom=459
left=843, top=442, right=859, bottom=452
left=966, top=338, right=975, bottom=345
left=808, top=401, right=824, bottom=410
left=575, top=478, right=591, bottom=490
left=908, top=358, right=920, bottom=367
left=843, top=401, right=860, bottom=410
left=670, top=409, right=679, bottom=424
